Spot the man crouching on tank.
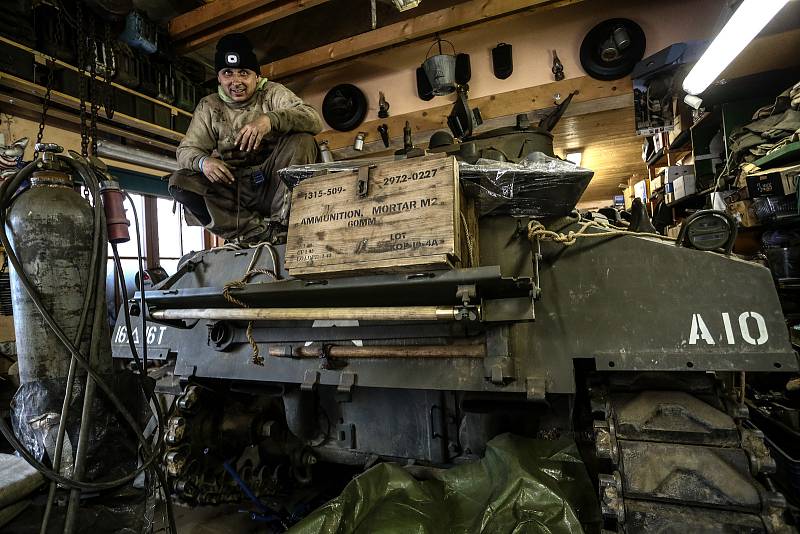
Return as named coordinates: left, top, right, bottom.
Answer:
left=171, top=33, right=322, bottom=244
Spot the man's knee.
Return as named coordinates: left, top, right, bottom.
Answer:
left=170, top=185, right=211, bottom=226
left=282, top=133, right=319, bottom=161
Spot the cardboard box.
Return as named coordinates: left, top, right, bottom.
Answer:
left=666, top=224, right=682, bottom=239
left=286, top=156, right=465, bottom=278
left=652, top=133, right=665, bottom=154
left=728, top=200, right=759, bottom=227
left=746, top=164, right=799, bottom=198
left=672, top=174, right=697, bottom=201
left=651, top=170, right=665, bottom=191
left=667, top=98, right=693, bottom=146
left=666, top=165, right=694, bottom=184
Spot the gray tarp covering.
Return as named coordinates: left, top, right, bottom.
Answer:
left=289, top=434, right=600, bottom=534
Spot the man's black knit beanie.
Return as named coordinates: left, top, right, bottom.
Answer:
left=215, top=33, right=259, bottom=73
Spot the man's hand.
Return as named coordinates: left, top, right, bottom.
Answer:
left=202, top=157, right=235, bottom=185
left=235, top=115, right=271, bottom=152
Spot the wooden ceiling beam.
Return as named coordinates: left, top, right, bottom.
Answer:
left=169, top=0, right=279, bottom=41
left=174, top=0, right=333, bottom=54
left=262, top=0, right=581, bottom=80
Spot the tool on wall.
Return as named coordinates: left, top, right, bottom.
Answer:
left=448, top=87, right=482, bottom=139
left=580, top=19, right=645, bottom=80
left=353, top=132, right=367, bottom=151
left=394, top=121, right=423, bottom=157
left=492, top=43, right=513, bottom=80
left=552, top=50, right=564, bottom=81
left=378, top=124, right=390, bottom=148
left=318, top=140, right=334, bottom=162
left=378, top=92, right=390, bottom=118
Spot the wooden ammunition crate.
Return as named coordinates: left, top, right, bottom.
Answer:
left=286, top=156, right=471, bottom=278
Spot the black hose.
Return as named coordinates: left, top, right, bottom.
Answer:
left=40, top=156, right=106, bottom=534
left=112, top=243, right=176, bottom=534
left=68, top=159, right=173, bottom=533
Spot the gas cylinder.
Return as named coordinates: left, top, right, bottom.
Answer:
left=6, top=146, right=111, bottom=384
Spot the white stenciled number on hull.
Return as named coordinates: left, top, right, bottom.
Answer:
left=688, top=312, right=769, bottom=346
left=114, top=325, right=168, bottom=345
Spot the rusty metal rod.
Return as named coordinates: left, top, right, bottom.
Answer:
left=270, top=344, right=486, bottom=359
left=151, top=306, right=475, bottom=322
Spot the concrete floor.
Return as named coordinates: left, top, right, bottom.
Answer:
left=166, top=504, right=278, bottom=533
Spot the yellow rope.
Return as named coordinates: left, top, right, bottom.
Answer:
left=222, top=268, right=276, bottom=366
left=527, top=220, right=675, bottom=246
left=460, top=212, right=475, bottom=267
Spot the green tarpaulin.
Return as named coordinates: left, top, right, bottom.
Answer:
left=289, top=433, right=600, bottom=534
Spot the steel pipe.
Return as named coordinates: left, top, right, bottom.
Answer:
left=150, top=306, right=477, bottom=322
left=95, top=140, right=178, bottom=172
left=270, top=344, right=486, bottom=359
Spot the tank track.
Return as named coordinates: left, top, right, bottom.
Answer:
left=592, top=388, right=794, bottom=533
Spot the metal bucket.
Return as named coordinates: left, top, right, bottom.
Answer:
left=423, top=54, right=456, bottom=95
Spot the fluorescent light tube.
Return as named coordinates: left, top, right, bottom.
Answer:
left=682, top=0, right=790, bottom=95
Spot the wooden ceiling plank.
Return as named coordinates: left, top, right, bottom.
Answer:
left=169, top=0, right=278, bottom=41
left=262, top=0, right=583, bottom=79
left=176, top=0, right=332, bottom=54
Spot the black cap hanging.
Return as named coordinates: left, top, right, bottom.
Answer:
left=322, top=84, right=368, bottom=132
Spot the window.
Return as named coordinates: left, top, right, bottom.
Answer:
left=106, top=194, right=209, bottom=324
left=106, top=193, right=147, bottom=325
left=156, top=197, right=205, bottom=275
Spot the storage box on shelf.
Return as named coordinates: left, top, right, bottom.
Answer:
left=0, top=35, right=197, bottom=140
left=746, top=164, right=799, bottom=198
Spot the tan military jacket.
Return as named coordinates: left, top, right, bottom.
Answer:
left=176, top=81, right=322, bottom=170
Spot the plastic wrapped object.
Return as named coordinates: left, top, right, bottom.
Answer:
left=279, top=153, right=593, bottom=218
left=461, top=152, right=593, bottom=217
left=753, top=194, right=798, bottom=222
left=288, top=433, right=599, bottom=533
left=10, top=373, right=151, bottom=484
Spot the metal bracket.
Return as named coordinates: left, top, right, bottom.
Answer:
left=532, top=236, right=542, bottom=300
left=525, top=376, right=546, bottom=401
left=301, top=370, right=320, bottom=391
left=456, top=284, right=477, bottom=306
left=484, top=326, right=516, bottom=385
left=337, top=423, right=356, bottom=449
left=357, top=165, right=374, bottom=198
left=336, top=372, right=357, bottom=402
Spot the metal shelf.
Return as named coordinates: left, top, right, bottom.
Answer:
left=0, top=35, right=192, bottom=118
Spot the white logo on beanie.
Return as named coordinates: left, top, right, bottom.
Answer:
left=226, top=53, right=239, bottom=66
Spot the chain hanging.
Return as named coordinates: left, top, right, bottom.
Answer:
left=88, top=13, right=100, bottom=156
left=76, top=0, right=89, bottom=157
left=33, top=2, right=64, bottom=158
left=103, top=22, right=115, bottom=120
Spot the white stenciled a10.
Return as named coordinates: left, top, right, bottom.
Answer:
left=689, top=312, right=769, bottom=346
left=114, top=325, right=168, bottom=346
